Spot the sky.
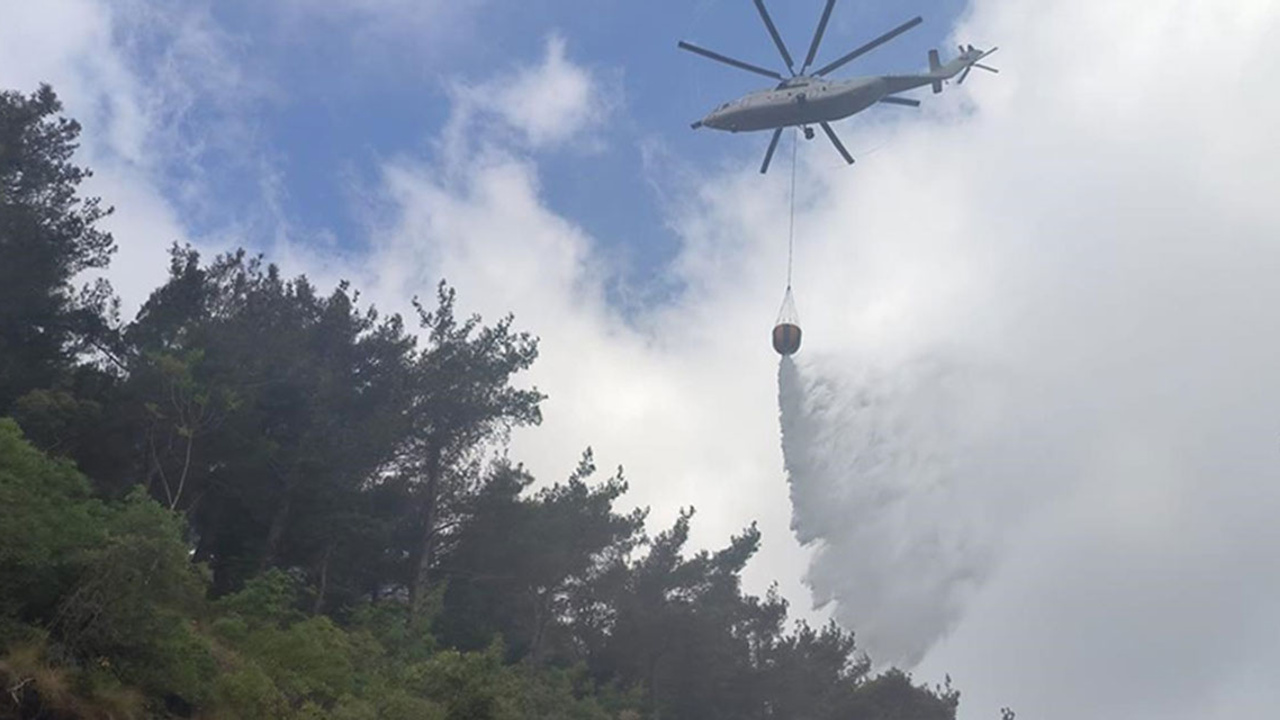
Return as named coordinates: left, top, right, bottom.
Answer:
left=3, top=0, right=1279, bottom=718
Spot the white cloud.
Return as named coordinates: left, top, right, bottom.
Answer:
left=0, top=0, right=349, bottom=318
left=268, top=0, right=490, bottom=75
left=0, top=0, right=186, bottom=314
left=276, top=0, right=463, bottom=33
left=0, top=0, right=285, bottom=318
left=447, top=34, right=617, bottom=153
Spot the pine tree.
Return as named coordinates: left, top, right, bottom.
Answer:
left=0, top=84, right=116, bottom=412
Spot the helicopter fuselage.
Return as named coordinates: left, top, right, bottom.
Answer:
left=677, top=0, right=996, bottom=172
left=699, top=73, right=936, bottom=133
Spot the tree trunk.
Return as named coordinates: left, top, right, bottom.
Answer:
left=169, top=427, right=196, bottom=510
left=260, top=492, right=292, bottom=571
left=528, top=588, right=553, bottom=664
left=409, top=444, right=443, bottom=623
left=313, top=543, right=334, bottom=615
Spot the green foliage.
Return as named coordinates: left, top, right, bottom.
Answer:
left=347, top=599, right=438, bottom=663
left=122, top=245, right=424, bottom=601
left=510, top=664, right=617, bottom=720
left=408, top=644, right=518, bottom=719
left=400, top=280, right=547, bottom=620
left=134, top=349, right=233, bottom=511
left=54, top=487, right=214, bottom=702
left=236, top=616, right=357, bottom=705
left=0, top=417, right=104, bottom=627
left=216, top=569, right=306, bottom=630
left=0, top=84, right=117, bottom=412
left=433, top=453, right=645, bottom=663
left=839, top=669, right=961, bottom=720
left=0, top=421, right=213, bottom=710
left=411, top=281, right=545, bottom=445
left=210, top=660, right=290, bottom=718
left=10, top=387, right=104, bottom=457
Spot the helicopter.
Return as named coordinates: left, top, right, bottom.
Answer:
left=680, top=0, right=999, bottom=173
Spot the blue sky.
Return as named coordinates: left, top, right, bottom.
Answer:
left=121, top=0, right=971, bottom=296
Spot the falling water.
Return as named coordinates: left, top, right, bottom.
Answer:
left=778, top=353, right=1010, bottom=667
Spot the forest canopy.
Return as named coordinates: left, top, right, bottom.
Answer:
left=0, top=84, right=961, bottom=719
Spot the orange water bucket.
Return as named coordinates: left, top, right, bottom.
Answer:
left=772, top=322, right=802, bottom=356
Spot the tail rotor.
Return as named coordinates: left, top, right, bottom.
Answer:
left=957, top=44, right=999, bottom=85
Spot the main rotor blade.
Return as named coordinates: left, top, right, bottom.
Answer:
left=879, top=96, right=920, bottom=107
left=802, top=0, right=838, bottom=73
left=760, top=128, right=784, bottom=174
left=974, top=63, right=1000, bottom=73
left=814, top=16, right=923, bottom=77
left=753, top=0, right=795, bottom=75
left=957, top=66, right=972, bottom=84
left=820, top=122, right=854, bottom=165
left=678, top=41, right=784, bottom=80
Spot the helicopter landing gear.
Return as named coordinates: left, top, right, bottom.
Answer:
left=803, top=126, right=815, bottom=141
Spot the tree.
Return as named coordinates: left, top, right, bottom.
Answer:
left=836, top=669, right=960, bottom=720
left=0, top=84, right=116, bottom=413
left=400, top=282, right=544, bottom=622
left=125, top=247, right=418, bottom=598
left=53, top=488, right=215, bottom=704
left=754, top=617, right=866, bottom=719
left=0, top=417, right=104, bottom=630
left=575, top=509, right=772, bottom=719
left=571, top=507, right=959, bottom=720
left=136, top=350, right=228, bottom=511
left=433, top=450, right=646, bottom=663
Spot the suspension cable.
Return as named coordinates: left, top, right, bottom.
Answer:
left=786, top=126, right=798, bottom=289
